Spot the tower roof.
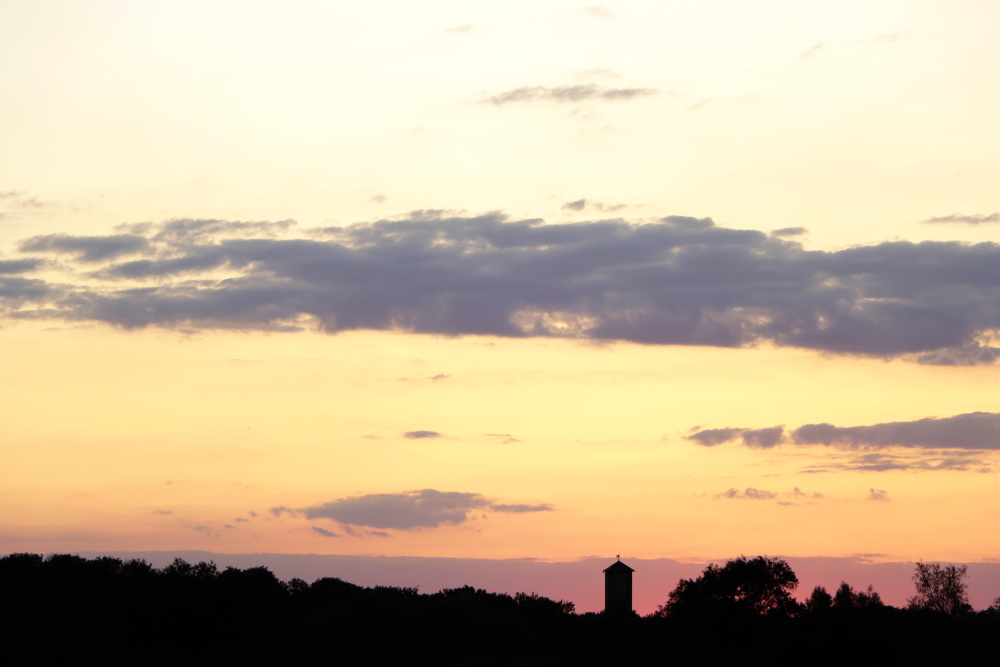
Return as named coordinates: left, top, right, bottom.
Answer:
left=603, top=560, right=634, bottom=573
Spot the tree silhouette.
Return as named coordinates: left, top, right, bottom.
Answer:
left=656, top=555, right=798, bottom=618
left=804, top=585, right=833, bottom=614
left=832, top=582, right=883, bottom=610
left=908, top=562, right=970, bottom=615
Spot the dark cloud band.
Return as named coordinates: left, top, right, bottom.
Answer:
left=7, top=213, right=1000, bottom=364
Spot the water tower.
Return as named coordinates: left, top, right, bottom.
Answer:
left=603, top=556, right=634, bottom=615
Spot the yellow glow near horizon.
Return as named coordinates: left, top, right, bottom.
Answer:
left=3, top=322, right=999, bottom=562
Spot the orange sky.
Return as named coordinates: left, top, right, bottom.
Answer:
left=2, top=1, right=1000, bottom=604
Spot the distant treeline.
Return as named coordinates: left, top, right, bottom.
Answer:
left=2, top=553, right=1000, bottom=664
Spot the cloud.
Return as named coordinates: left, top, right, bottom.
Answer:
left=916, top=344, right=1000, bottom=366
left=0, top=191, right=48, bottom=218
left=688, top=426, right=783, bottom=448
left=311, top=525, right=339, bottom=538
left=0, top=259, right=43, bottom=275
left=868, top=488, right=890, bottom=501
left=444, top=24, right=473, bottom=35
left=687, top=427, right=744, bottom=447
left=302, top=490, right=487, bottom=529
left=7, top=213, right=1000, bottom=365
left=716, top=487, right=777, bottom=500
left=742, top=426, right=785, bottom=449
left=770, top=227, right=806, bottom=237
left=791, top=412, right=1000, bottom=450
left=290, top=489, right=552, bottom=531
left=118, top=218, right=294, bottom=243
left=561, top=199, right=626, bottom=213
left=489, top=503, right=553, bottom=513
left=0, top=275, right=55, bottom=309
left=805, top=451, right=990, bottom=473
left=717, top=487, right=823, bottom=503
left=151, top=510, right=173, bottom=515
left=925, top=213, right=1000, bottom=225
left=867, top=453, right=988, bottom=472
left=403, top=430, right=440, bottom=439
left=19, top=234, right=150, bottom=262
left=486, top=85, right=656, bottom=105
left=692, top=412, right=1000, bottom=453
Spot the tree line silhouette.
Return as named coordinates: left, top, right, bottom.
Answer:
left=2, top=552, right=999, bottom=664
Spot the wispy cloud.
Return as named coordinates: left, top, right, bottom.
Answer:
left=915, top=344, right=1000, bottom=366
left=867, top=488, right=890, bottom=502
left=802, top=450, right=989, bottom=474
left=715, top=487, right=823, bottom=503
left=403, top=430, right=441, bottom=439
left=770, top=227, right=806, bottom=237
left=490, top=503, right=553, bottom=513
left=485, top=84, right=656, bottom=105
left=924, top=213, right=999, bottom=225
left=716, top=487, right=777, bottom=500
left=561, top=199, right=626, bottom=213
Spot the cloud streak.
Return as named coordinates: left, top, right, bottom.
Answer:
left=715, top=487, right=823, bottom=503
left=924, top=213, right=999, bottom=225
left=403, top=430, right=441, bottom=439
left=6, top=213, right=1000, bottom=364
left=486, top=84, right=656, bottom=105
left=691, top=412, right=1000, bottom=451
left=716, top=487, right=777, bottom=500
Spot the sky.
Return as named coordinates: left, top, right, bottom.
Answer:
left=3, top=0, right=1000, bottom=613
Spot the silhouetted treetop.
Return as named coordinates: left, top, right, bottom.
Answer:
left=909, top=562, right=971, bottom=615
left=657, top=555, right=798, bottom=619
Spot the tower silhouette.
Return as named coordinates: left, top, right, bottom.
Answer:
left=603, top=557, right=634, bottom=615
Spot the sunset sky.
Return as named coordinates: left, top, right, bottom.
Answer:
left=3, top=0, right=1000, bottom=612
